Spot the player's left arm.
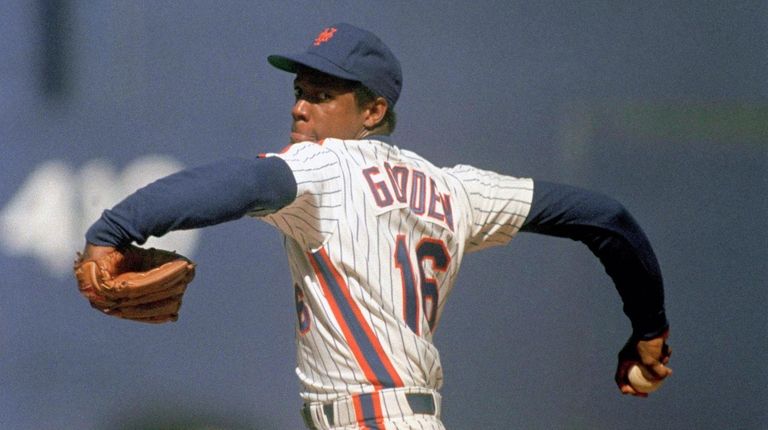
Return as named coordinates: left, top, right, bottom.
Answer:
left=76, top=156, right=297, bottom=322
left=520, top=180, right=671, bottom=395
left=86, top=156, right=297, bottom=248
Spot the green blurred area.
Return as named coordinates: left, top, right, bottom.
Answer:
left=619, top=103, right=768, bottom=144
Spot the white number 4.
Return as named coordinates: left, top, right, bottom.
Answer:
left=0, top=156, right=199, bottom=277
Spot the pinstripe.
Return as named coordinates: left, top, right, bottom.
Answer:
left=289, top=241, right=354, bottom=401
left=394, top=213, right=425, bottom=382
left=370, top=218, right=398, bottom=376
left=257, top=139, right=532, bottom=426
left=310, top=249, right=403, bottom=389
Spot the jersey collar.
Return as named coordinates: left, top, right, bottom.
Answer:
left=365, top=134, right=392, bottom=144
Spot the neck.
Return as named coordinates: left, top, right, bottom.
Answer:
left=357, top=125, right=390, bottom=140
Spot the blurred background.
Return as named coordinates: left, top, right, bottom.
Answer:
left=1, top=1, right=766, bottom=429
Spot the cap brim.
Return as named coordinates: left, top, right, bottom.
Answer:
left=267, top=53, right=359, bottom=82
left=267, top=55, right=299, bottom=73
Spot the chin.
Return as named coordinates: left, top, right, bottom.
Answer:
left=291, top=132, right=318, bottom=143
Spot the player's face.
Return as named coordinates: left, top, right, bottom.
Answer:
left=290, top=68, right=369, bottom=143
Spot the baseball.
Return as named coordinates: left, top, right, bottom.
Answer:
left=628, top=363, right=664, bottom=393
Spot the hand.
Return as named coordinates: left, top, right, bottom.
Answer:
left=82, top=242, right=117, bottom=261
left=615, top=330, right=672, bottom=397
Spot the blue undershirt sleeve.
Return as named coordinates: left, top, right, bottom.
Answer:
left=85, top=156, right=297, bottom=248
left=520, top=180, right=668, bottom=340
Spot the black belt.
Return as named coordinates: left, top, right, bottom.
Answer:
left=301, top=392, right=436, bottom=429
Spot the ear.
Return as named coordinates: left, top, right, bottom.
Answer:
left=362, top=97, right=389, bottom=130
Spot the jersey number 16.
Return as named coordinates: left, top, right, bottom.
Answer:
left=394, top=235, right=450, bottom=336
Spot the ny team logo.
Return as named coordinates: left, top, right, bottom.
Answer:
left=313, top=27, right=337, bottom=46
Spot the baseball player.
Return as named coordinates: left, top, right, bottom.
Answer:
left=74, top=23, right=672, bottom=429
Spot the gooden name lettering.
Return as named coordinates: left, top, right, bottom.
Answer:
left=362, top=161, right=454, bottom=232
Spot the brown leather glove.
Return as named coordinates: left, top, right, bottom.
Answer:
left=74, top=244, right=196, bottom=323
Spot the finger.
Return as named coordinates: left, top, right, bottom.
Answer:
left=615, top=359, right=636, bottom=392
left=662, top=343, right=672, bottom=364
left=660, top=344, right=672, bottom=366
left=649, top=362, right=672, bottom=380
left=639, top=348, right=672, bottom=380
left=615, top=364, right=630, bottom=386
left=619, top=383, right=648, bottom=398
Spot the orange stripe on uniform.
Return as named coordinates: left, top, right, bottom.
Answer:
left=352, top=395, right=368, bottom=429
left=308, top=251, right=380, bottom=384
left=352, top=392, right=387, bottom=430
left=317, top=248, right=404, bottom=388
left=370, top=390, right=386, bottom=429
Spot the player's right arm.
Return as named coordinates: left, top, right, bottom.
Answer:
left=520, top=181, right=668, bottom=341
left=84, top=156, right=297, bottom=249
left=520, top=180, right=671, bottom=395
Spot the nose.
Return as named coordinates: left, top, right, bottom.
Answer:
left=292, top=98, right=309, bottom=122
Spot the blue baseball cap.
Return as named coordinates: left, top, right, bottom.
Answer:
left=268, top=23, right=402, bottom=107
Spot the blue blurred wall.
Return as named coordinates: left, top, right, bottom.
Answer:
left=1, top=2, right=766, bottom=429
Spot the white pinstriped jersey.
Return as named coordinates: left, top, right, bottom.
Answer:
left=258, top=138, right=532, bottom=403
